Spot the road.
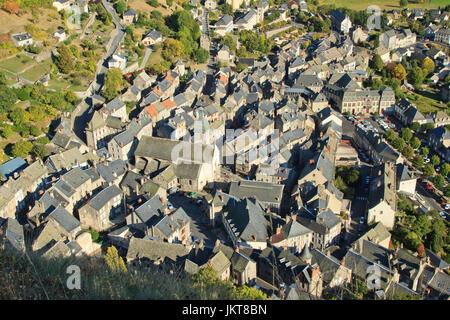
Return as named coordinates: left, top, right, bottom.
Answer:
left=71, top=1, right=126, bottom=142
left=345, top=164, right=372, bottom=245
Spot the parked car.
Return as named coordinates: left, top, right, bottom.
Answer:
left=439, top=211, right=446, bottom=218
left=360, top=217, right=364, bottom=224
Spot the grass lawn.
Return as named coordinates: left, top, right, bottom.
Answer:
left=318, top=0, right=447, bottom=10
left=47, top=78, right=70, bottom=91
left=0, top=54, right=35, bottom=74
left=69, top=84, right=89, bottom=92
left=21, top=60, right=52, bottom=82
left=406, top=89, right=449, bottom=115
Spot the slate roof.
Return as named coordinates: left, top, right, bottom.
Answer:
left=126, top=237, right=190, bottom=262
left=229, top=181, right=284, bottom=205
left=89, top=184, right=122, bottom=211
left=48, top=206, right=80, bottom=233
left=223, top=198, right=268, bottom=243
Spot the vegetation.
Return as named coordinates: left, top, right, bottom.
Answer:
left=102, top=68, right=125, bottom=101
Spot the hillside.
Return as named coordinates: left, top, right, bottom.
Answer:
left=318, top=0, right=447, bottom=10
left=0, top=247, right=266, bottom=300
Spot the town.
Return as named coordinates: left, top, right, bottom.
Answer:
left=0, top=0, right=449, bottom=300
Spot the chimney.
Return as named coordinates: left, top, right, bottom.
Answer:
left=310, top=159, right=315, bottom=166
left=170, top=224, right=174, bottom=231
left=160, top=197, right=164, bottom=204
left=215, top=239, right=221, bottom=248
left=341, top=257, right=345, bottom=267
left=283, top=245, right=288, bottom=251
left=276, top=227, right=281, bottom=234
left=292, top=215, right=297, bottom=222
left=235, top=246, right=239, bottom=253
left=120, top=142, right=124, bottom=147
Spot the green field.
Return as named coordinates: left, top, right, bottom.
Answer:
left=318, top=0, right=447, bottom=10
left=21, top=60, right=52, bottom=82
left=406, top=90, right=449, bottom=114
left=0, top=54, right=35, bottom=73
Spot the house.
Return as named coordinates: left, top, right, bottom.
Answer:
left=396, top=164, right=417, bottom=196
left=367, top=161, right=397, bottom=230
left=53, top=28, right=67, bottom=42
left=330, top=10, right=352, bottom=33
left=108, top=54, right=127, bottom=70
left=270, top=215, right=313, bottom=253
left=78, top=184, right=124, bottom=232
left=205, top=0, right=217, bottom=10
left=428, top=126, right=450, bottom=162
left=0, top=218, right=25, bottom=252
left=296, top=209, right=342, bottom=250
left=311, top=248, right=352, bottom=288
left=393, top=98, right=427, bottom=126
left=126, top=237, right=190, bottom=268
left=217, top=44, right=233, bottom=64
left=85, top=111, right=126, bottom=150
left=229, top=180, right=284, bottom=212
left=52, top=0, right=70, bottom=12
left=381, top=28, right=416, bottom=50
left=435, top=28, right=450, bottom=45
left=424, top=24, right=439, bottom=40
left=185, top=243, right=231, bottom=281
left=0, top=157, right=27, bottom=180
left=11, top=32, right=33, bottom=46
left=214, top=14, right=234, bottom=36
left=122, top=9, right=138, bottom=24
left=108, top=118, right=152, bottom=161
left=234, top=9, right=258, bottom=31
left=142, top=30, right=163, bottom=46
left=221, top=197, right=269, bottom=250
left=352, top=27, right=369, bottom=43
left=133, top=71, right=155, bottom=90
left=103, top=97, right=128, bottom=120
left=122, top=85, right=141, bottom=102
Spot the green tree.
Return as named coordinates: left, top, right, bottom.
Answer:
left=400, top=0, right=408, bottom=7
left=444, top=184, right=450, bottom=197
left=431, top=155, right=440, bottom=166
left=233, top=286, right=267, bottom=300
left=392, top=137, right=405, bottom=152
left=11, top=140, right=33, bottom=158
left=192, top=48, right=209, bottom=63
left=433, top=174, right=445, bottom=188
left=104, top=246, right=127, bottom=273
left=384, top=129, right=396, bottom=142
left=423, top=123, right=435, bottom=132
left=421, top=147, right=429, bottom=157
left=410, top=122, right=421, bottom=132
left=371, top=54, right=383, bottom=72
left=218, top=3, right=232, bottom=15
left=402, top=146, right=414, bottom=159
left=56, top=44, right=74, bottom=74
left=412, top=214, right=432, bottom=238
left=115, top=0, right=127, bottom=14
left=411, top=137, right=421, bottom=150
left=102, top=68, right=124, bottom=101
left=1, top=126, right=13, bottom=138
left=0, top=85, right=17, bottom=113
left=423, top=164, right=435, bottom=177
left=393, top=63, right=407, bottom=81
left=440, top=163, right=450, bottom=176
left=400, top=128, right=412, bottom=142
left=31, top=143, right=49, bottom=160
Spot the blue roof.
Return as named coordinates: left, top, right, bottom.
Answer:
left=0, top=157, right=27, bottom=180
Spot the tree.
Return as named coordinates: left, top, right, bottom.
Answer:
left=392, top=137, right=405, bottom=152
left=56, top=44, right=74, bottom=74
left=410, top=122, right=421, bottom=132
left=162, top=38, right=183, bottom=61
left=423, top=123, right=435, bottom=132
left=219, top=3, right=233, bottom=15
left=393, top=64, right=407, bottom=81
left=422, top=57, right=435, bottom=76
left=423, top=164, right=435, bottom=177
left=431, top=155, right=440, bottom=166
left=31, top=143, right=49, bottom=160
left=104, top=246, right=127, bottom=273
left=192, top=48, right=209, bottom=63
left=1, top=126, right=13, bottom=138
left=3, top=1, right=20, bottom=15
left=115, top=0, right=127, bottom=14
left=371, top=54, right=383, bottom=72
left=0, top=85, right=17, bottom=113
left=444, top=185, right=450, bottom=197
left=412, top=214, right=432, bottom=239
left=421, top=147, right=429, bottom=157
left=434, top=174, right=445, bottom=188
left=400, top=128, right=412, bottom=142
left=384, top=129, right=396, bottom=142
left=440, top=163, right=450, bottom=176
left=400, top=0, right=408, bottom=7
left=236, top=63, right=248, bottom=73
left=233, top=286, right=267, bottom=300
left=11, top=140, right=33, bottom=158
left=407, top=67, right=424, bottom=89
left=402, top=146, right=414, bottom=159
left=411, top=137, right=421, bottom=150
left=102, top=68, right=124, bottom=101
